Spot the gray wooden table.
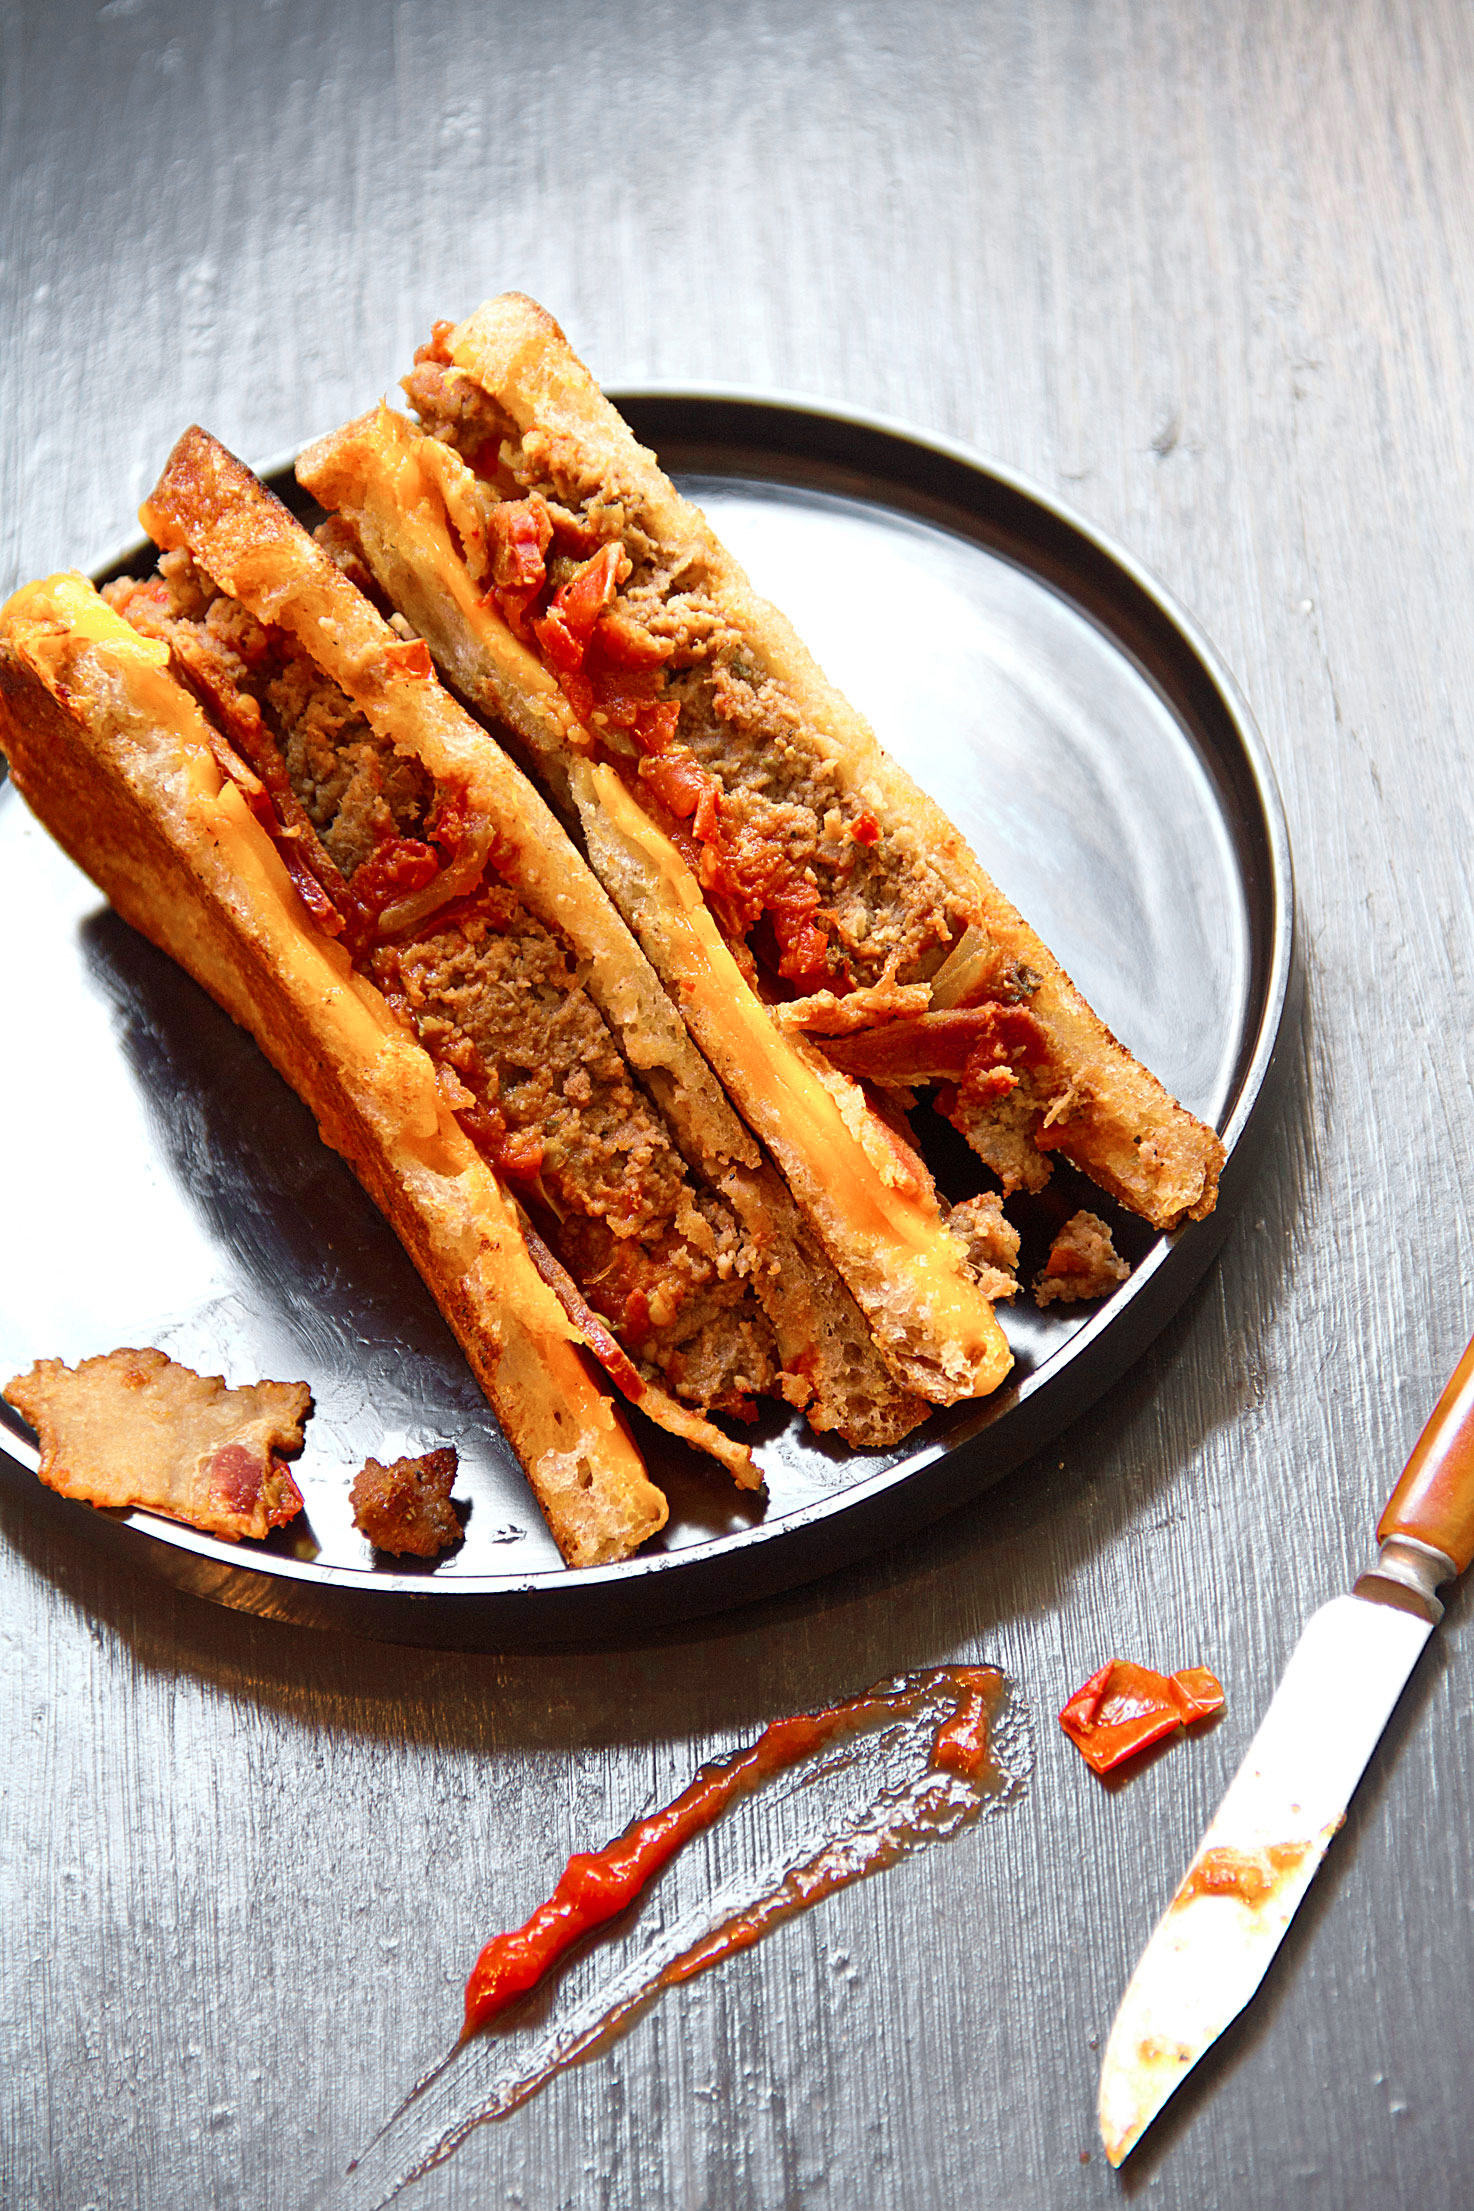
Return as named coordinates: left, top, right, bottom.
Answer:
left=5, top=2, right=1473, bottom=2204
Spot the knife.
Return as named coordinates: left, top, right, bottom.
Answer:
left=1097, top=1325, right=1474, bottom=2167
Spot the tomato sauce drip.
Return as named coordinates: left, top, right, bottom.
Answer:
left=462, top=1664, right=1005, bottom=2040
left=1058, top=1659, right=1225, bottom=1776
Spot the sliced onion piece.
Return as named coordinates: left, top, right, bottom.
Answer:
left=927, top=924, right=993, bottom=1009
left=377, top=813, right=497, bottom=936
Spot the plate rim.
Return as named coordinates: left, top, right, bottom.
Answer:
left=0, top=388, right=1296, bottom=1645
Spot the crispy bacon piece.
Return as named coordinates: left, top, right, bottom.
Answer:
left=3, top=1348, right=310, bottom=1543
left=512, top=1218, right=759, bottom=1488
left=193, top=723, right=348, bottom=937
left=517, top=1216, right=650, bottom=1404
left=125, top=602, right=358, bottom=936
left=277, top=838, right=349, bottom=935
left=822, top=1005, right=1050, bottom=1084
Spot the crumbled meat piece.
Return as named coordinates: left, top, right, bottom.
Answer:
left=271, top=656, right=432, bottom=879
left=941, top=1080, right=1054, bottom=1195
left=382, top=891, right=780, bottom=1415
left=402, top=359, right=515, bottom=466
left=1035, top=1211, right=1130, bottom=1307
left=350, top=1447, right=461, bottom=1556
left=666, top=651, right=962, bottom=987
left=3, top=1348, right=309, bottom=1542
left=947, top=1192, right=1020, bottom=1302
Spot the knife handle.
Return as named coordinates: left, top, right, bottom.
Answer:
left=1378, top=1328, right=1474, bottom=1576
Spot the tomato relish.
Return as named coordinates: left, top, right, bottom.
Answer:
left=1058, top=1659, right=1225, bottom=1777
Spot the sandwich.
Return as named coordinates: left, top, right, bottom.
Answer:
left=296, top=295, right=1224, bottom=1344
left=0, top=431, right=958, bottom=1569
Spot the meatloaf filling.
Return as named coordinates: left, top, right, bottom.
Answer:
left=375, top=895, right=780, bottom=1414
left=105, top=553, right=781, bottom=1419
left=403, top=338, right=965, bottom=999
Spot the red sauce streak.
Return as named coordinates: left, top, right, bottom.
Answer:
left=462, top=1665, right=1004, bottom=2040
left=1058, top=1659, right=1225, bottom=1776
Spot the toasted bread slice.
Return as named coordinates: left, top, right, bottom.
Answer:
left=138, top=428, right=931, bottom=1448
left=0, top=576, right=666, bottom=1565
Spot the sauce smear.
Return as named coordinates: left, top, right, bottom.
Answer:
left=338, top=1666, right=1030, bottom=2207
left=464, top=1664, right=1004, bottom=2037
left=1174, top=1841, right=1310, bottom=1909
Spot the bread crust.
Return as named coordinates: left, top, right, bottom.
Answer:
left=0, top=577, right=666, bottom=1567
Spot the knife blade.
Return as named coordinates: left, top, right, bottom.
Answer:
left=1098, top=1324, right=1474, bottom=2167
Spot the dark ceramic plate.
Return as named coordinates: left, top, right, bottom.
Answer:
left=0, top=393, right=1294, bottom=1647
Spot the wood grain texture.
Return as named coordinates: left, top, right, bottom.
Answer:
left=4, top=0, right=1474, bottom=2204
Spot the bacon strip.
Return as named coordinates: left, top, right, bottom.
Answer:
left=515, top=1213, right=759, bottom=1488
left=821, top=1005, right=1049, bottom=1084
left=517, top=1214, right=650, bottom=1403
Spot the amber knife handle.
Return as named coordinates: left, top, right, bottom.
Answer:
left=1376, top=1329, right=1474, bottom=1581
